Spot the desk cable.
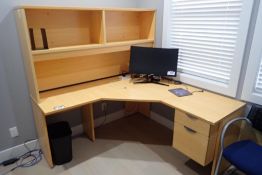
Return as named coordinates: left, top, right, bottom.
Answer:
left=191, top=90, right=204, bottom=94
left=0, top=140, right=42, bottom=175
left=182, top=84, right=204, bottom=94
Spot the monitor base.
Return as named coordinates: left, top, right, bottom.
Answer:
left=132, top=75, right=169, bottom=86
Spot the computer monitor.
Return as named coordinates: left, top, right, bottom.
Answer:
left=129, top=46, right=179, bottom=77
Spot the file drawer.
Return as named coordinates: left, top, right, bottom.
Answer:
left=172, top=122, right=216, bottom=166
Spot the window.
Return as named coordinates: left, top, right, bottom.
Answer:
left=241, top=2, right=262, bottom=105
left=255, top=60, right=262, bottom=93
left=163, top=0, right=253, bottom=97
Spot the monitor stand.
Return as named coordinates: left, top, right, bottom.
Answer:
left=133, top=75, right=169, bottom=86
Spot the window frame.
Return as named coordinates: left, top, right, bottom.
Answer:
left=241, top=1, right=262, bottom=105
left=162, top=0, right=254, bottom=97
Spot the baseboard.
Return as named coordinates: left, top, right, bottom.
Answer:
left=0, top=139, right=39, bottom=163
left=94, top=109, right=125, bottom=127
left=71, top=109, right=126, bottom=136
left=71, top=124, right=84, bottom=137
left=150, top=111, right=174, bottom=130
left=0, top=110, right=125, bottom=163
left=0, top=110, right=172, bottom=163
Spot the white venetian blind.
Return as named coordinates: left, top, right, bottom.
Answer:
left=168, top=0, right=243, bottom=85
left=255, top=58, right=262, bottom=93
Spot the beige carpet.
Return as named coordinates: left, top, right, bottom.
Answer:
left=3, top=114, right=212, bottom=175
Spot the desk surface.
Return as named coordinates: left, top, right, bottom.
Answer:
left=37, top=77, right=245, bottom=124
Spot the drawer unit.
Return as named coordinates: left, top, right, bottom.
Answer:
left=173, top=123, right=216, bottom=166
left=173, top=110, right=218, bottom=166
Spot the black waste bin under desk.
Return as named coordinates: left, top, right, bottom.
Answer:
left=48, top=121, right=72, bottom=165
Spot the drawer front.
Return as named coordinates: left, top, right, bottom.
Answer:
left=173, top=123, right=215, bottom=166
left=175, top=110, right=211, bottom=137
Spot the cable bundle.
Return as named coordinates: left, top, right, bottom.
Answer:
left=0, top=140, right=42, bottom=175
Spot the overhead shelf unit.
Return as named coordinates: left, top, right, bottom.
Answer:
left=16, top=6, right=156, bottom=101
left=105, top=10, right=155, bottom=42
left=25, top=9, right=105, bottom=48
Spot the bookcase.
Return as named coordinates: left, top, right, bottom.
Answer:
left=16, top=7, right=156, bottom=102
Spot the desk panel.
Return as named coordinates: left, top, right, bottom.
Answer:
left=38, top=78, right=245, bottom=125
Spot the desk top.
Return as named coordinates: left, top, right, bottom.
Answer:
left=37, top=77, right=245, bottom=124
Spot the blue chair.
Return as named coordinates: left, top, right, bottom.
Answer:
left=214, top=105, right=262, bottom=175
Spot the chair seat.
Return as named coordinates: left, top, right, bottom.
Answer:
left=223, top=140, right=262, bottom=175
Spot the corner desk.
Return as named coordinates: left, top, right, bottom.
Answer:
left=32, top=76, right=245, bottom=175
left=15, top=6, right=245, bottom=175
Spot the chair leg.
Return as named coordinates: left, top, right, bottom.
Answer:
left=214, top=150, right=223, bottom=175
left=227, top=166, right=237, bottom=175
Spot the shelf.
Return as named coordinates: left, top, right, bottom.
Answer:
left=33, top=39, right=154, bottom=91
left=32, top=39, right=154, bottom=62
left=17, top=6, right=156, bottom=99
left=21, top=6, right=155, bottom=12
left=35, top=50, right=131, bottom=91
left=39, top=76, right=121, bottom=101
left=105, top=10, right=155, bottom=42
left=25, top=9, right=104, bottom=49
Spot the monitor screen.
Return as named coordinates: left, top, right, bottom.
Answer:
left=129, top=46, right=179, bottom=77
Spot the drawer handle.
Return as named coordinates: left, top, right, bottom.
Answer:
left=186, top=114, right=198, bottom=120
left=184, top=126, right=197, bottom=133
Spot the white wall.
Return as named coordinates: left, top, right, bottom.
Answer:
left=137, top=0, right=164, bottom=47
left=0, top=0, right=138, bottom=152
left=0, top=0, right=37, bottom=152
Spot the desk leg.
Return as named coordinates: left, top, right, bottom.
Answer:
left=31, top=100, right=53, bottom=167
left=138, top=102, right=151, bottom=117
left=211, top=107, right=245, bottom=175
left=125, top=102, right=150, bottom=117
left=82, top=104, right=95, bottom=141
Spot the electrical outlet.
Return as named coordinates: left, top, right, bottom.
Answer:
left=9, top=127, right=19, bottom=138
left=101, top=102, right=107, bottom=112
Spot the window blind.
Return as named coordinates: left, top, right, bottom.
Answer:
left=255, top=58, right=262, bottom=93
left=168, top=0, right=243, bottom=85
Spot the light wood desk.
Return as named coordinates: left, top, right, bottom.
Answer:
left=16, top=6, right=245, bottom=175
left=32, top=77, right=245, bottom=175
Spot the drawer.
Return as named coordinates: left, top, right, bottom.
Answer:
left=175, top=110, right=211, bottom=137
left=172, top=123, right=216, bottom=166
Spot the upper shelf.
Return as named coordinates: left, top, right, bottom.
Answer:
left=105, top=10, right=155, bottom=42
left=24, top=7, right=156, bottom=52
left=18, top=6, right=156, bottom=93
left=32, top=39, right=154, bottom=62
left=20, top=6, right=156, bottom=12
left=25, top=9, right=105, bottom=49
